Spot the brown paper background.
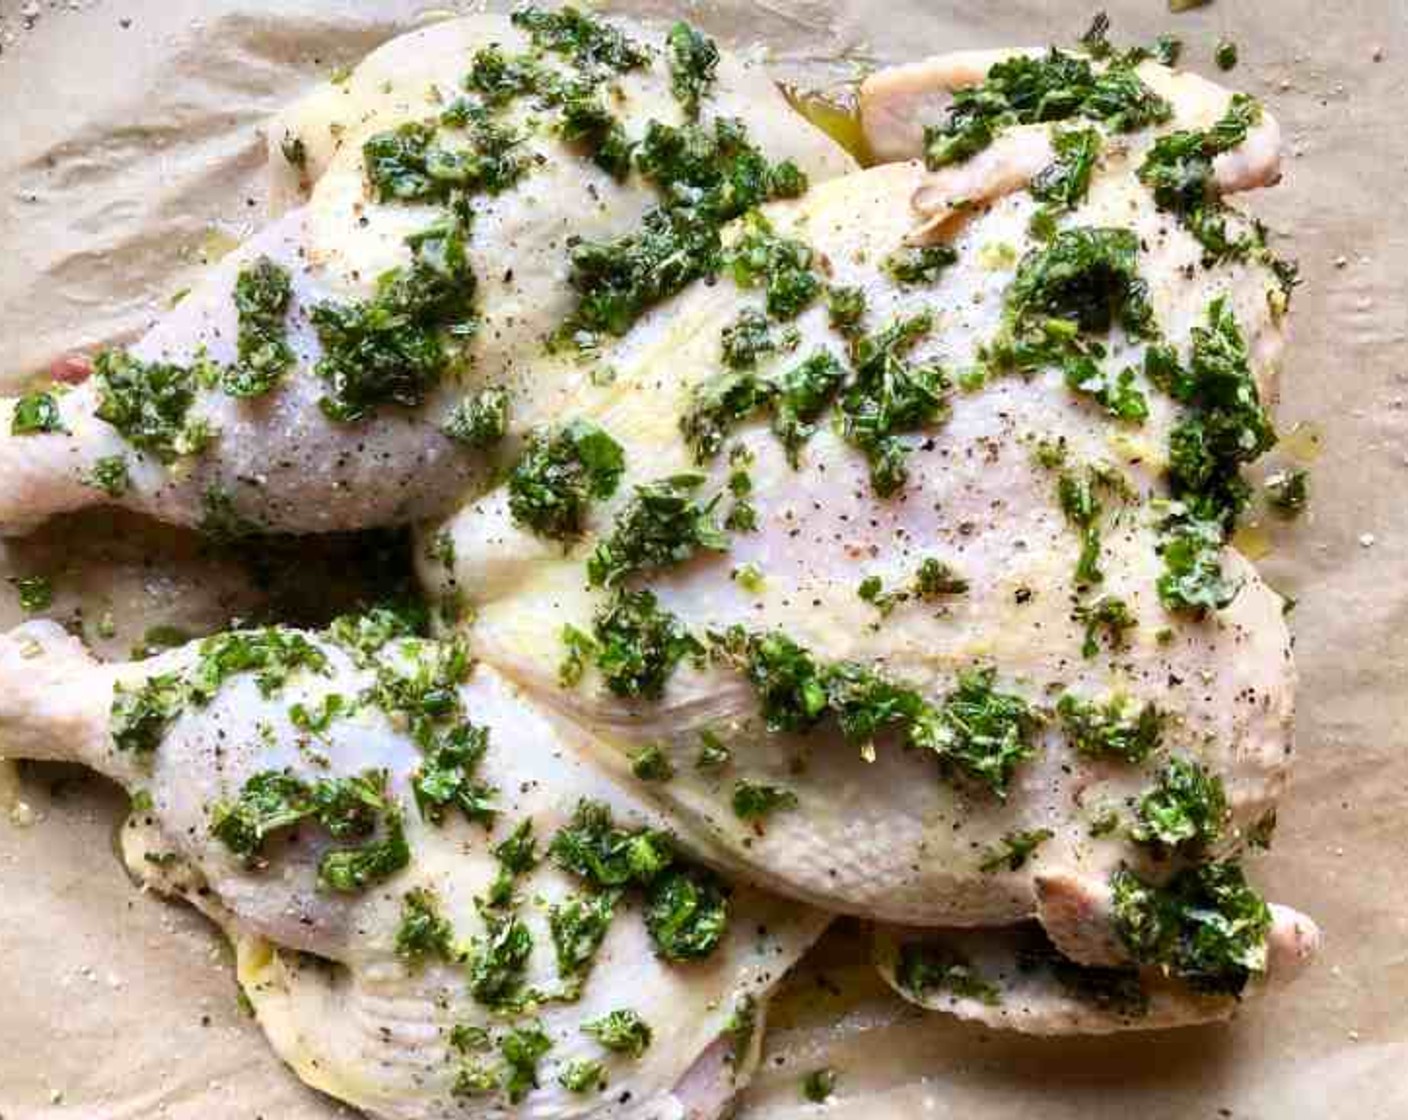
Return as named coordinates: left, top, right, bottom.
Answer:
left=2, top=0, right=1407, bottom=1116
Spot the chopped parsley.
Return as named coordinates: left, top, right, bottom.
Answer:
left=630, top=743, right=675, bottom=782
left=1056, top=693, right=1162, bottom=762
left=211, top=768, right=409, bottom=891
left=1215, top=39, right=1239, bottom=72
left=110, top=672, right=186, bottom=753
left=696, top=729, right=732, bottom=770
left=923, top=48, right=1169, bottom=169
left=978, top=828, right=1055, bottom=872
left=466, top=909, right=534, bottom=1008
left=498, top=1021, right=552, bottom=1104
left=731, top=779, right=798, bottom=821
left=11, top=390, right=65, bottom=435
left=1132, top=757, right=1229, bottom=852
left=413, top=724, right=496, bottom=825
left=508, top=420, right=625, bottom=539
left=883, top=244, right=957, bottom=286
left=311, top=220, right=477, bottom=423
left=1111, top=861, right=1271, bottom=995
left=86, top=454, right=131, bottom=497
left=1030, top=127, right=1102, bottom=235
left=840, top=312, right=950, bottom=496
left=771, top=349, right=847, bottom=464
left=587, top=474, right=727, bottom=586
left=487, top=818, right=539, bottom=907
left=12, top=574, right=53, bottom=613
left=802, top=1068, right=837, bottom=1103
left=646, top=873, right=728, bottom=962
left=726, top=213, right=821, bottom=320
left=562, top=118, right=807, bottom=341
left=1073, top=595, right=1136, bottom=658
left=187, top=628, right=328, bottom=705
left=1057, top=469, right=1105, bottom=587
left=510, top=6, right=650, bottom=73
left=914, top=556, right=970, bottom=597
left=581, top=1008, right=652, bottom=1056
left=557, top=87, right=635, bottom=179
left=549, top=890, right=618, bottom=982
left=1137, top=94, right=1264, bottom=264
left=362, top=118, right=527, bottom=203
left=894, top=941, right=1000, bottom=1005
left=1157, top=516, right=1239, bottom=615
left=395, top=887, right=456, bottom=966
left=666, top=21, right=719, bottom=119
left=222, top=257, right=295, bottom=398
left=827, top=284, right=866, bottom=336
left=913, top=667, right=1042, bottom=797
left=566, top=588, right=703, bottom=699
left=549, top=800, right=674, bottom=889
left=443, top=386, right=510, bottom=448
left=93, top=349, right=212, bottom=463
left=558, top=1059, right=606, bottom=1093
left=721, top=308, right=799, bottom=369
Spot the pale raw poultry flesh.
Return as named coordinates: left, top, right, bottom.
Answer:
left=0, top=11, right=1323, bottom=1117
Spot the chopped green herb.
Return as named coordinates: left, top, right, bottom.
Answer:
left=487, top=818, right=539, bottom=907
left=12, top=390, right=65, bottom=435
left=1132, top=757, right=1228, bottom=852
left=731, top=779, right=798, bottom=821
left=582, top=1008, right=652, bottom=1057
left=111, top=672, right=187, bottom=753
left=726, top=213, right=820, bottom=320
left=549, top=800, right=674, bottom=889
left=721, top=308, right=799, bottom=370
left=451, top=1061, right=498, bottom=1097
left=681, top=368, right=775, bottom=462
left=467, top=909, right=534, bottom=1008
left=1214, top=40, right=1239, bottom=71
left=723, top=993, right=758, bottom=1065
left=12, top=575, right=53, bottom=613
left=771, top=349, right=847, bottom=465
left=443, top=386, right=510, bottom=448
left=186, top=628, right=328, bottom=705
left=1030, top=127, right=1102, bottom=233
left=508, top=420, right=625, bottom=539
left=979, top=828, right=1055, bottom=872
left=894, top=941, right=1000, bottom=1005
left=911, top=667, right=1041, bottom=797
left=93, top=349, right=212, bottom=463
left=312, top=219, right=478, bottom=422
left=630, top=743, right=675, bottom=782
left=914, top=556, right=970, bottom=597
left=395, top=887, right=456, bottom=966
left=582, top=588, right=703, bottom=699
left=883, top=244, right=957, bottom=286
left=1158, top=516, right=1239, bottom=615
left=840, top=312, right=949, bottom=496
left=695, top=729, right=732, bottom=771
left=666, top=21, right=719, bottom=119
left=549, top=890, right=618, bottom=981
left=464, top=45, right=551, bottom=107
left=498, top=1021, right=552, bottom=1104
left=1111, top=860, right=1271, bottom=995
left=222, top=257, right=295, bottom=398
left=510, top=5, right=650, bottom=72
left=558, top=1059, right=606, bottom=1093
left=1056, top=693, right=1162, bottom=762
left=802, top=1067, right=837, bottom=1103
left=827, top=284, right=866, bottom=336
left=923, top=48, right=1169, bottom=169
left=557, top=88, right=635, bottom=179
left=645, top=866, right=729, bottom=960
left=412, top=721, right=497, bottom=827
left=588, top=474, right=727, bottom=586
left=86, top=454, right=131, bottom=497
left=1073, top=595, right=1136, bottom=658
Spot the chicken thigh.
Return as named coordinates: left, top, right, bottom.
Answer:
left=0, top=618, right=827, bottom=1118
left=0, top=10, right=852, bottom=537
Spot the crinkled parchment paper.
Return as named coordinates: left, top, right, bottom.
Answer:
left=2, top=0, right=1407, bottom=1116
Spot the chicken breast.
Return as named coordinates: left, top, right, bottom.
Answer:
left=0, top=619, right=828, bottom=1118
left=0, top=11, right=852, bottom=537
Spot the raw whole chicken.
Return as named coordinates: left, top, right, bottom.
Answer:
left=0, top=12, right=1322, bottom=1116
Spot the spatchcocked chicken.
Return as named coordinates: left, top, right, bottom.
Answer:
left=0, top=8, right=1318, bottom=1117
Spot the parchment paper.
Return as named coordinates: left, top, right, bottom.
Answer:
left=2, top=0, right=1407, bottom=1117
